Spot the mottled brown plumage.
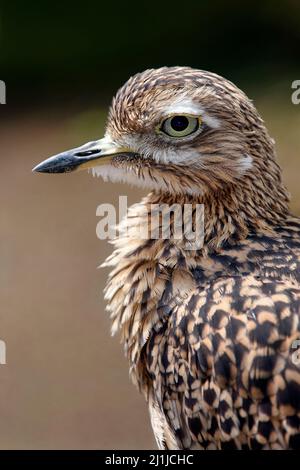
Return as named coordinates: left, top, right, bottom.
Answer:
left=35, top=67, right=300, bottom=449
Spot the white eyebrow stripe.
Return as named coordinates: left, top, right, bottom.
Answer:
left=201, top=112, right=220, bottom=129
left=164, top=101, right=203, bottom=116
left=164, top=99, right=220, bottom=129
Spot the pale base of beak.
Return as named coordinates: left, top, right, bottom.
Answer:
left=32, top=136, right=133, bottom=174
left=78, top=154, right=115, bottom=171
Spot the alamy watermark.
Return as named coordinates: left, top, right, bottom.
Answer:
left=0, top=340, right=6, bottom=365
left=292, top=339, right=300, bottom=365
left=0, top=80, right=6, bottom=104
left=291, top=80, right=300, bottom=105
left=96, top=196, right=204, bottom=250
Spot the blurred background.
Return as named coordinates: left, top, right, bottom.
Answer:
left=0, top=0, right=300, bottom=450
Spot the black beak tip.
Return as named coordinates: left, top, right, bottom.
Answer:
left=32, top=163, right=45, bottom=173
left=32, top=164, right=57, bottom=174
left=32, top=159, right=79, bottom=174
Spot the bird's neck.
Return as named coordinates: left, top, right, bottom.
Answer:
left=104, top=177, right=290, bottom=379
left=106, top=178, right=290, bottom=272
left=140, top=178, right=290, bottom=254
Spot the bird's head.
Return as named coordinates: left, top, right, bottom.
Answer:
left=33, top=66, right=287, bottom=201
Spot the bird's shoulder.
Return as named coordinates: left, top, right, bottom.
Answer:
left=192, top=215, right=300, bottom=286
left=144, top=215, right=300, bottom=449
left=145, top=273, right=300, bottom=449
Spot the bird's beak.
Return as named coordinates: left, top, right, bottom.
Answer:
left=32, top=136, right=134, bottom=174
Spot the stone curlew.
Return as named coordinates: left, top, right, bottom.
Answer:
left=34, top=67, right=300, bottom=449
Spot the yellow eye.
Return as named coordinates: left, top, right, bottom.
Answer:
left=160, top=115, right=200, bottom=138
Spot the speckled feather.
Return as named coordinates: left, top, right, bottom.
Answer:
left=101, top=67, right=300, bottom=449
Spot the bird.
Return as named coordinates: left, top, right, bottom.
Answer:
left=33, top=66, right=300, bottom=450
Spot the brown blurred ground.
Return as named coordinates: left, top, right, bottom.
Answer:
left=0, top=95, right=299, bottom=449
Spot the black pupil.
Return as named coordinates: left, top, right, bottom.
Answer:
left=170, top=115, right=189, bottom=132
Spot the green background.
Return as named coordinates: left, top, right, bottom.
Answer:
left=1, top=0, right=300, bottom=103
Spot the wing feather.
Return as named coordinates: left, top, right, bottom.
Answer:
left=146, top=274, right=300, bottom=449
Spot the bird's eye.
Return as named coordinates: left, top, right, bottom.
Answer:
left=160, top=115, right=200, bottom=138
